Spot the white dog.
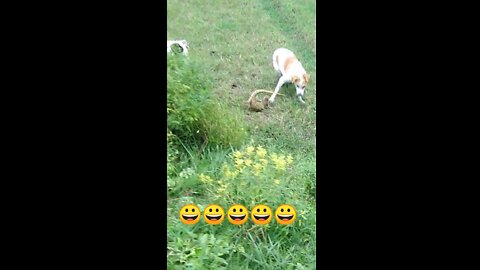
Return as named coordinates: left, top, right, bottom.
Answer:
left=167, top=40, right=189, bottom=55
left=270, top=48, right=310, bottom=104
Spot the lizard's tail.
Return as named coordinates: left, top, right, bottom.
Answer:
left=247, top=89, right=283, bottom=102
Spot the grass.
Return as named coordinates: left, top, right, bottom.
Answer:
left=167, top=0, right=316, bottom=269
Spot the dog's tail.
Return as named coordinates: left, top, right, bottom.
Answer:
left=247, top=89, right=283, bottom=102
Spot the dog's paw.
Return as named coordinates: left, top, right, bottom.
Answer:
left=268, top=97, right=275, bottom=104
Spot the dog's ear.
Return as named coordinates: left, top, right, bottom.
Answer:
left=292, top=75, right=301, bottom=84
left=304, top=74, right=310, bottom=84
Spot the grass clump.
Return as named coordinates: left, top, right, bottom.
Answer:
left=167, top=55, right=247, bottom=150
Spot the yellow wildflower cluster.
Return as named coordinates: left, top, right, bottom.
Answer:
left=259, top=158, right=268, bottom=166
left=223, top=165, right=239, bottom=179
left=233, top=151, right=243, bottom=160
left=215, top=177, right=230, bottom=196
left=230, top=145, right=294, bottom=173
left=192, top=145, right=301, bottom=208
left=276, top=154, right=294, bottom=171
left=252, top=163, right=263, bottom=176
left=199, top=145, right=295, bottom=196
left=233, top=146, right=259, bottom=171
left=230, top=146, right=293, bottom=173
left=270, top=153, right=290, bottom=171
left=198, top=173, right=213, bottom=184
left=216, top=179, right=229, bottom=194
left=234, top=158, right=244, bottom=170
left=256, top=146, right=267, bottom=159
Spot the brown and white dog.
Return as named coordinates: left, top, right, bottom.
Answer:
left=270, top=48, right=310, bottom=104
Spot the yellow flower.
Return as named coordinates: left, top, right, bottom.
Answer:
left=235, top=158, right=244, bottom=170
left=245, top=146, right=255, bottom=155
left=256, top=146, right=267, bottom=159
left=252, top=163, right=264, bottom=176
left=259, top=158, right=268, bottom=166
left=233, top=151, right=243, bottom=160
left=225, top=168, right=239, bottom=179
left=268, top=153, right=288, bottom=171
left=252, top=163, right=262, bottom=174
left=286, top=155, right=293, bottom=165
left=274, top=159, right=287, bottom=171
left=199, top=173, right=213, bottom=184
left=244, top=159, right=253, bottom=167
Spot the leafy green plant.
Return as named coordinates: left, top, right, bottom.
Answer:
left=167, top=55, right=247, bottom=150
left=198, top=145, right=297, bottom=208
left=167, top=233, right=233, bottom=269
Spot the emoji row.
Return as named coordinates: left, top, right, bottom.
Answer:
left=179, top=204, right=296, bottom=225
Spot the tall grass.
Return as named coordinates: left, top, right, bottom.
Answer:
left=167, top=55, right=247, bottom=150
left=167, top=54, right=248, bottom=193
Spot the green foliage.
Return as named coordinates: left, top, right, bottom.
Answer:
left=167, top=55, right=247, bottom=150
left=199, top=145, right=296, bottom=207
left=167, top=129, right=179, bottom=190
left=167, top=232, right=233, bottom=269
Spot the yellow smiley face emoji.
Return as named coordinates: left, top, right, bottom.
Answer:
left=275, top=204, right=297, bottom=225
left=203, top=204, right=225, bottom=225
left=251, top=204, right=272, bottom=225
left=227, top=204, right=248, bottom=225
left=179, top=204, right=201, bottom=225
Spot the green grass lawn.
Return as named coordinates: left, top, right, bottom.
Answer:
left=167, top=0, right=316, bottom=269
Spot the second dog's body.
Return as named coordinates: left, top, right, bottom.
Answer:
left=270, top=48, right=310, bottom=104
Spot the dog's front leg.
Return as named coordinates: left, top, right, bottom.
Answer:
left=269, top=76, right=287, bottom=104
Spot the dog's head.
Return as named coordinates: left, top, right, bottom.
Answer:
left=292, top=73, right=310, bottom=103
